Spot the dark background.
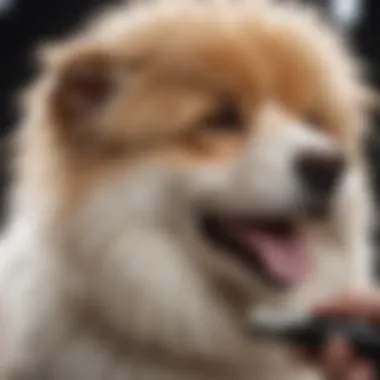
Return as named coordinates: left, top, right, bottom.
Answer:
left=0, top=0, right=379, bottom=271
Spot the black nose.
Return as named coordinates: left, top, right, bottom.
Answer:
left=296, top=151, right=346, bottom=196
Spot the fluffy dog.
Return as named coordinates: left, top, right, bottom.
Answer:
left=0, top=0, right=375, bottom=379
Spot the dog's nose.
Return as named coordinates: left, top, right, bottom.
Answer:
left=296, top=151, right=346, bottom=197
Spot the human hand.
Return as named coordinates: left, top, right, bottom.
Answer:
left=293, top=290, right=380, bottom=380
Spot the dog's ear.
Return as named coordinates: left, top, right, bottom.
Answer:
left=50, top=48, right=117, bottom=144
left=53, top=50, right=115, bottom=124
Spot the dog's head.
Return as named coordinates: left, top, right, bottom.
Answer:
left=21, top=0, right=373, bottom=295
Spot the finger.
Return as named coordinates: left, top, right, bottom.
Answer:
left=321, top=336, right=353, bottom=380
left=348, top=361, right=375, bottom=380
left=290, top=348, right=316, bottom=364
left=315, top=290, right=380, bottom=321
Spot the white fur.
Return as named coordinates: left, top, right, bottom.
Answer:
left=0, top=97, right=373, bottom=380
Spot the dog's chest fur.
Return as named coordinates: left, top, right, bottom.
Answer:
left=38, top=256, right=350, bottom=380
left=33, top=217, right=355, bottom=380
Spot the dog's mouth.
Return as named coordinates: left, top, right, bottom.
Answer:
left=200, top=216, right=311, bottom=288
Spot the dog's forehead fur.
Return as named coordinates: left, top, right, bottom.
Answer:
left=15, top=0, right=372, bottom=214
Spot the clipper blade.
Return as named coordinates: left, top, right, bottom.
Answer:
left=249, top=309, right=311, bottom=339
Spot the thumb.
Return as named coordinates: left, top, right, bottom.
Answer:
left=315, top=290, right=380, bottom=322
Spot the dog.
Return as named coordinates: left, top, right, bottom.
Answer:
left=0, top=0, right=375, bottom=379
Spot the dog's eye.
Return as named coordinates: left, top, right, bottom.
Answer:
left=204, top=103, right=244, bottom=132
left=305, top=112, right=322, bottom=128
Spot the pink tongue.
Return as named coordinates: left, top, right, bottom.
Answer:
left=229, top=226, right=311, bottom=284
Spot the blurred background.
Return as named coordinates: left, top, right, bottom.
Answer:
left=0, top=0, right=379, bottom=272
